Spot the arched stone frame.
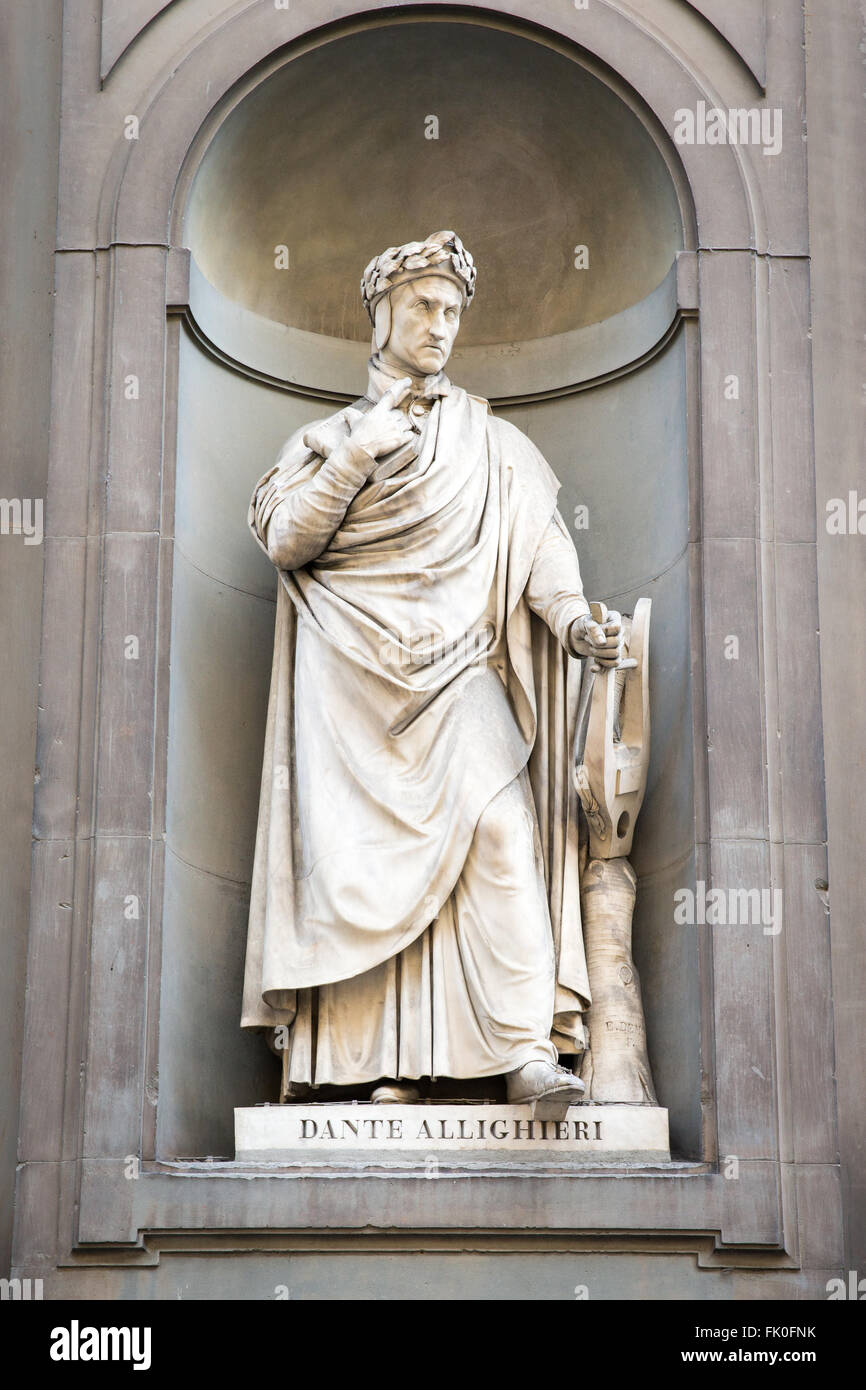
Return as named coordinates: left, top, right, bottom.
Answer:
left=21, top=0, right=828, bottom=1269
left=160, top=12, right=692, bottom=1159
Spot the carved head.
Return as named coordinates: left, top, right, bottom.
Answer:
left=361, top=230, right=476, bottom=376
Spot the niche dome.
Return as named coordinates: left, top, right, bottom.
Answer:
left=184, top=21, right=683, bottom=351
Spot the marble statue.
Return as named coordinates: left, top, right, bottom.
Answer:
left=574, top=598, right=658, bottom=1104
left=241, top=229, right=655, bottom=1108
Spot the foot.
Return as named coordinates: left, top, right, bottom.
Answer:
left=370, top=1081, right=421, bottom=1104
left=506, top=1060, right=586, bottom=1106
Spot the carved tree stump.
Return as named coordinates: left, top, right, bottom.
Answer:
left=574, top=597, right=658, bottom=1105
left=578, top=858, right=657, bottom=1105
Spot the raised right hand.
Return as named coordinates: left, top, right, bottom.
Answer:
left=344, top=378, right=417, bottom=460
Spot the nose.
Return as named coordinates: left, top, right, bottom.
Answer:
left=428, top=311, right=448, bottom=342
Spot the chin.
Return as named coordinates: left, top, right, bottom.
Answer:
left=416, top=352, right=445, bottom=373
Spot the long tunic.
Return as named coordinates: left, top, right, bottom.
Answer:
left=241, top=359, right=593, bottom=1081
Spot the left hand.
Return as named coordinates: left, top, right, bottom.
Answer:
left=570, top=609, right=632, bottom=669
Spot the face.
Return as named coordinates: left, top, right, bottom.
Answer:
left=380, top=274, right=463, bottom=376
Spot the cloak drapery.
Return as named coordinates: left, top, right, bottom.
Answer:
left=241, top=382, right=590, bottom=1073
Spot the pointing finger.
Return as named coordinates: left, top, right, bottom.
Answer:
left=380, top=377, right=414, bottom=409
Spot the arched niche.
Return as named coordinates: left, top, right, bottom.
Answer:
left=159, top=15, right=700, bottom=1159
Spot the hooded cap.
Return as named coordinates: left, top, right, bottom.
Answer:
left=360, top=229, right=477, bottom=326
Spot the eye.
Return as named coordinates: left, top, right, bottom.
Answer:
left=445, top=308, right=458, bottom=320
left=416, top=300, right=429, bottom=311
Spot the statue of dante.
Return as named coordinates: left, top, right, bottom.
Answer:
left=241, top=230, right=627, bottom=1106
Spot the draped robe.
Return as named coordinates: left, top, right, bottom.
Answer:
left=241, top=366, right=593, bottom=1089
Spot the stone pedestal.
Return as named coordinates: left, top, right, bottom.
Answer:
left=235, top=1102, right=670, bottom=1166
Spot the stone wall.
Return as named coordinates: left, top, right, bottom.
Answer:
left=4, top=0, right=863, bottom=1299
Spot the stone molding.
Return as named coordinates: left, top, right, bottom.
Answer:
left=180, top=253, right=685, bottom=403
